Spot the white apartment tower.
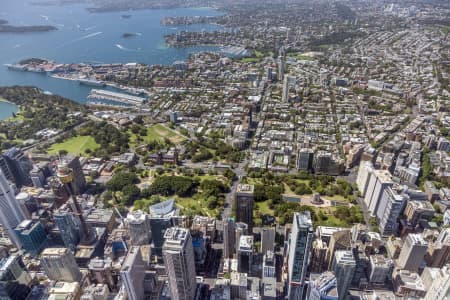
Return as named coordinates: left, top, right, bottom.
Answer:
left=364, top=169, right=393, bottom=216
left=356, top=161, right=373, bottom=197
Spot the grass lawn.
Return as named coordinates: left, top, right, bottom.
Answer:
left=240, top=57, right=261, bottom=63
left=47, top=135, right=100, bottom=156
left=324, top=194, right=351, bottom=203
left=175, top=195, right=219, bottom=218
left=129, top=124, right=186, bottom=147
left=194, top=174, right=229, bottom=185
left=256, top=200, right=274, bottom=216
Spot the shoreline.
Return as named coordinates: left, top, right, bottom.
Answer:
left=0, top=98, right=20, bottom=122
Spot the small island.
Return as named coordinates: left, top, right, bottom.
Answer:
left=0, top=19, right=57, bottom=33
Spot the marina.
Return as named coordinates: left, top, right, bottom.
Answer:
left=87, top=89, right=147, bottom=106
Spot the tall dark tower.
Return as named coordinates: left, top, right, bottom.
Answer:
left=235, top=184, right=255, bottom=233
left=57, top=161, right=96, bottom=245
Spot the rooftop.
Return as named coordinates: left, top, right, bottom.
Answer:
left=149, top=198, right=176, bottom=217
left=294, top=211, right=313, bottom=229
left=237, top=184, right=255, bottom=194
left=238, top=235, right=254, bottom=251
left=41, top=248, right=69, bottom=257
left=163, top=227, right=190, bottom=249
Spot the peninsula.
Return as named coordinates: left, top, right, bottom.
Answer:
left=0, top=19, right=57, bottom=33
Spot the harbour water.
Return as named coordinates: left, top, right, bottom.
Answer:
left=0, top=101, right=18, bottom=121
left=0, top=0, right=224, bottom=105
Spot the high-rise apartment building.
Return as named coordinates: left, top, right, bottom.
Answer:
left=377, top=187, right=407, bottom=236
left=40, top=247, right=82, bottom=282
left=287, top=212, right=314, bottom=300
left=163, top=227, right=197, bottom=300
left=356, top=161, right=373, bottom=197
left=364, top=169, right=393, bottom=216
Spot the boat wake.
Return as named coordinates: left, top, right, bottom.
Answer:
left=60, top=32, right=103, bottom=48
left=115, top=44, right=138, bottom=51
left=40, top=15, right=49, bottom=21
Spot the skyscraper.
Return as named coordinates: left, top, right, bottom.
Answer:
left=125, top=210, right=151, bottom=246
left=223, top=218, right=236, bottom=259
left=54, top=208, right=81, bottom=252
left=282, top=75, right=295, bottom=102
left=277, top=56, right=285, bottom=81
left=0, top=255, right=32, bottom=300
left=332, top=250, right=356, bottom=300
left=234, top=222, right=248, bottom=259
left=235, top=184, right=254, bottom=233
left=423, top=265, right=450, bottom=300
left=356, top=161, right=373, bottom=197
left=120, top=246, right=145, bottom=300
left=297, top=148, right=314, bottom=171
left=162, top=227, right=197, bottom=300
left=0, top=169, right=26, bottom=248
left=364, top=169, right=393, bottom=216
left=397, top=233, right=428, bottom=272
left=14, top=220, right=48, bottom=256
left=237, top=235, right=253, bottom=274
left=1, top=147, right=32, bottom=187
left=287, top=211, right=314, bottom=300
left=40, top=248, right=82, bottom=282
left=148, top=199, right=178, bottom=256
left=377, top=187, right=407, bottom=236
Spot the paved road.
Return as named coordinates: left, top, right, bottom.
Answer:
left=221, top=158, right=248, bottom=222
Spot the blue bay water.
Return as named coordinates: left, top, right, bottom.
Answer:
left=0, top=0, right=224, bottom=112
left=0, top=101, right=18, bottom=120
